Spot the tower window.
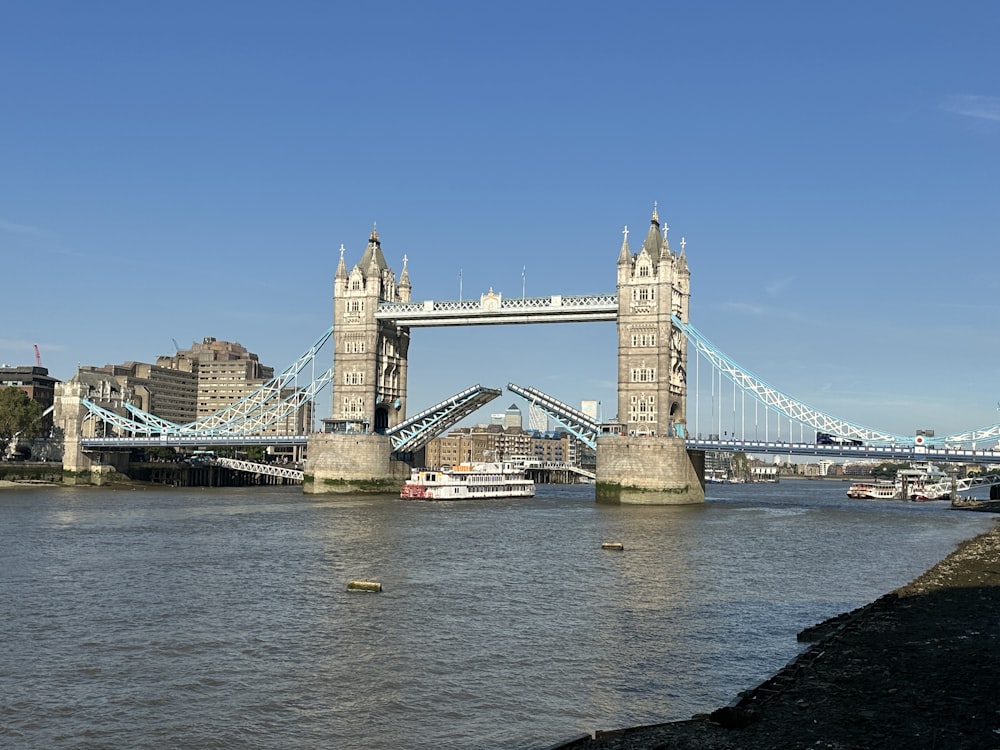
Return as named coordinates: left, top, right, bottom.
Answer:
left=630, top=332, right=657, bottom=347
left=630, top=367, right=657, bottom=383
left=344, top=340, right=366, bottom=354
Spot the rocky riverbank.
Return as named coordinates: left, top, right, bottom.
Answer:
left=553, top=519, right=1000, bottom=750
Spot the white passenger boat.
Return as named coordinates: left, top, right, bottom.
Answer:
left=400, top=461, right=536, bottom=500
left=846, top=479, right=901, bottom=500
left=847, top=462, right=951, bottom=501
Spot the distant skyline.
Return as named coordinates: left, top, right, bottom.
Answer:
left=3, top=2, right=999, bottom=440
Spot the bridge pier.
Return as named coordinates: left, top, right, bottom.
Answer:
left=53, top=380, right=132, bottom=485
left=596, top=436, right=705, bottom=504
left=303, top=433, right=410, bottom=494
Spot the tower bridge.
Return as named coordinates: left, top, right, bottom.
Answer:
left=60, top=204, right=1000, bottom=496
left=310, top=207, right=698, bottom=502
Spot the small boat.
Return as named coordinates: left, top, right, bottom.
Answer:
left=401, top=461, right=536, bottom=500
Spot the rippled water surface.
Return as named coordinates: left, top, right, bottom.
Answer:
left=1, top=481, right=994, bottom=749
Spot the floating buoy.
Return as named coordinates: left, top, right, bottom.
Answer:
left=347, top=580, right=383, bottom=593
left=601, top=542, right=625, bottom=551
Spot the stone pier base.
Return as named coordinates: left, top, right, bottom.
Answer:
left=54, top=381, right=133, bottom=486
left=303, top=433, right=410, bottom=495
left=595, top=436, right=705, bottom=505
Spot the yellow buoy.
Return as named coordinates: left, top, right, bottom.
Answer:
left=347, top=580, right=383, bottom=592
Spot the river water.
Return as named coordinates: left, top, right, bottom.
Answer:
left=1, top=480, right=994, bottom=749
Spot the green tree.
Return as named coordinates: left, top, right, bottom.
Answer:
left=0, top=387, right=45, bottom=458
left=244, top=446, right=266, bottom=462
left=144, top=447, right=177, bottom=461
left=730, top=451, right=751, bottom=482
left=873, top=461, right=909, bottom=479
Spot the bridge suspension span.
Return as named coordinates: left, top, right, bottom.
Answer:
left=676, top=315, right=1000, bottom=449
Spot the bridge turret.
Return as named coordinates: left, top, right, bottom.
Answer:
left=398, top=255, right=411, bottom=303
left=335, top=243, right=348, bottom=284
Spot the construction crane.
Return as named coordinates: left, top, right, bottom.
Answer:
left=33, top=344, right=41, bottom=367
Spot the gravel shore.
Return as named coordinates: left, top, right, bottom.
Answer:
left=553, top=518, right=1000, bottom=750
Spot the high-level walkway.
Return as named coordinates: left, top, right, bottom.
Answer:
left=375, top=293, right=617, bottom=326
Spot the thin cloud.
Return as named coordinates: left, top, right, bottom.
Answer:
left=0, top=338, right=39, bottom=352
left=717, top=300, right=809, bottom=324
left=721, top=301, right=767, bottom=316
left=940, top=94, right=1000, bottom=122
left=765, top=277, right=793, bottom=296
left=0, top=218, right=49, bottom=237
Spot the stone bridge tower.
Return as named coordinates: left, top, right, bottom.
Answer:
left=330, top=227, right=411, bottom=432
left=615, top=204, right=690, bottom=438
left=306, top=227, right=413, bottom=494
left=596, top=204, right=703, bottom=504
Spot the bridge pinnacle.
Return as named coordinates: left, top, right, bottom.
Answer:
left=618, top=225, right=631, bottom=264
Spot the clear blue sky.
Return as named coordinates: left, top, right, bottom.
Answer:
left=3, top=1, right=999, bottom=440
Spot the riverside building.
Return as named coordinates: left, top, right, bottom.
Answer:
left=0, top=365, right=59, bottom=435
left=424, top=424, right=577, bottom=469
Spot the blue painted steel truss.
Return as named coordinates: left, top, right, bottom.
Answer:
left=80, top=326, right=334, bottom=438
left=507, top=382, right=599, bottom=449
left=385, top=384, right=502, bottom=453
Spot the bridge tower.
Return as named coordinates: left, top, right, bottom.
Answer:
left=615, top=204, right=690, bottom=437
left=597, top=205, right=704, bottom=504
left=330, top=226, right=411, bottom=432
left=305, top=227, right=413, bottom=494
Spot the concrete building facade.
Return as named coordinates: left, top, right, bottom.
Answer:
left=158, top=337, right=275, bottom=420
left=424, top=425, right=574, bottom=469
left=78, top=362, right=198, bottom=425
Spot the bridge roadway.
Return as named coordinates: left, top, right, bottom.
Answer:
left=81, top=435, right=307, bottom=448
left=686, top=438, right=1000, bottom=464
left=82, top=435, right=1000, bottom=465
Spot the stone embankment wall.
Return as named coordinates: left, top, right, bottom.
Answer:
left=0, top=463, right=64, bottom=484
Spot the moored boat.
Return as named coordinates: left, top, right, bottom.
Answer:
left=847, top=480, right=900, bottom=500
left=400, top=461, right=536, bottom=500
left=847, top=462, right=952, bottom=501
